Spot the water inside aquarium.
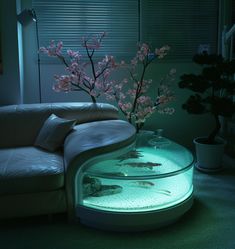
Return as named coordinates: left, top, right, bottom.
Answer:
left=78, top=133, right=194, bottom=213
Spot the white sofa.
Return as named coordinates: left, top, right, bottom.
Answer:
left=0, top=102, right=136, bottom=219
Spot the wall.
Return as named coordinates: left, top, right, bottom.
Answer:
left=0, top=0, right=21, bottom=105
left=138, top=62, right=214, bottom=148
left=1, top=0, right=230, bottom=150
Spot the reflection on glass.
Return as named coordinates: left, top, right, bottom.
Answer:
left=148, top=129, right=171, bottom=148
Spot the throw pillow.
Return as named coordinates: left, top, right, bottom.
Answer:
left=34, top=113, right=76, bottom=152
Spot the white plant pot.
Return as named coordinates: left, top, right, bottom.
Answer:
left=193, top=136, right=226, bottom=173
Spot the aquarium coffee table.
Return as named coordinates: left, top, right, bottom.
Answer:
left=75, top=131, right=194, bottom=231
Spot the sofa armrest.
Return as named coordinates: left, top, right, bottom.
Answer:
left=63, top=119, right=136, bottom=219
left=64, top=119, right=136, bottom=172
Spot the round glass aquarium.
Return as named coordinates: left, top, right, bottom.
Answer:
left=75, top=130, right=194, bottom=231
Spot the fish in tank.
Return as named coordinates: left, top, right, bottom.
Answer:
left=83, top=176, right=123, bottom=197
left=76, top=133, right=194, bottom=231
left=78, top=133, right=194, bottom=211
left=116, top=161, right=162, bottom=170
left=117, top=150, right=144, bottom=161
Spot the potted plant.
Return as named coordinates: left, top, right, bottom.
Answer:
left=178, top=52, right=235, bottom=172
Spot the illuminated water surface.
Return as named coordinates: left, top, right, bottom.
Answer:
left=79, top=138, right=194, bottom=213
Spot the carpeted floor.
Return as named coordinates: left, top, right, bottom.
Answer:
left=0, top=163, right=235, bottom=249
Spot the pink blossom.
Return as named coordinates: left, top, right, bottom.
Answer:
left=127, top=89, right=137, bottom=97
left=131, top=58, right=138, bottom=66
left=156, top=95, right=170, bottom=105
left=105, top=94, right=115, bottom=101
left=67, top=50, right=81, bottom=60
left=40, top=40, right=64, bottom=57
left=118, top=101, right=132, bottom=112
left=119, top=92, right=126, bottom=100
left=155, top=45, right=170, bottom=59
left=114, top=84, right=123, bottom=91
left=81, top=32, right=106, bottom=50
left=137, top=96, right=152, bottom=105
left=56, top=41, right=63, bottom=55
left=140, top=43, right=149, bottom=56
left=122, top=78, right=128, bottom=84
left=53, top=75, right=71, bottom=92
left=135, top=106, right=155, bottom=123
left=158, top=107, right=175, bottom=115
left=89, top=89, right=98, bottom=97
left=137, top=52, right=145, bottom=61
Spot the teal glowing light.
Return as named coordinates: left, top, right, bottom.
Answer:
left=77, top=136, right=194, bottom=213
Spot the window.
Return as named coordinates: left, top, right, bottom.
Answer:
left=141, top=0, right=219, bottom=61
left=33, top=0, right=219, bottom=62
left=33, top=0, right=139, bottom=61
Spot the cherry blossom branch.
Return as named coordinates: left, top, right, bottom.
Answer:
left=40, top=32, right=116, bottom=103
left=104, top=43, right=175, bottom=132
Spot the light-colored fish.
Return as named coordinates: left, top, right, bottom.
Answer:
left=117, top=150, right=143, bottom=162
left=117, top=161, right=161, bottom=170
left=101, top=172, right=127, bottom=177
left=156, top=189, right=171, bottom=196
left=131, top=181, right=155, bottom=188
left=91, top=185, right=123, bottom=197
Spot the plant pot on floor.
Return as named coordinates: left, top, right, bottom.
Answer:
left=193, top=136, right=226, bottom=173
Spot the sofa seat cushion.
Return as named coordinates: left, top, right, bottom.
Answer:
left=0, top=147, right=64, bottom=195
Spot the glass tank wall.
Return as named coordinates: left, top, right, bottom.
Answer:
left=75, top=130, right=194, bottom=214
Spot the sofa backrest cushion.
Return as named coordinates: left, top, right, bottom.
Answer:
left=0, top=102, right=118, bottom=148
left=34, top=114, right=76, bottom=152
